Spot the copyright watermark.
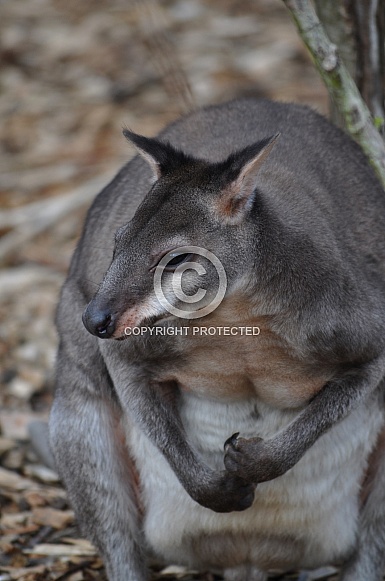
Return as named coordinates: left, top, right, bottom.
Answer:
left=153, top=245, right=227, bottom=319
left=125, top=326, right=261, bottom=336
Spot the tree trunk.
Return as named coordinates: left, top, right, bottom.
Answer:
left=314, top=0, right=385, bottom=134
left=282, top=0, right=385, bottom=187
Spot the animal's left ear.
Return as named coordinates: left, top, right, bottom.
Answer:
left=123, top=129, right=190, bottom=181
left=216, top=133, right=280, bottom=224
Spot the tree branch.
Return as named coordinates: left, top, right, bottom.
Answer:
left=282, top=0, right=385, bottom=189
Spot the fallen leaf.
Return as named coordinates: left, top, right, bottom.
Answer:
left=23, top=491, right=47, bottom=508
left=0, top=512, right=32, bottom=528
left=32, top=507, right=74, bottom=529
left=0, top=565, right=48, bottom=580
left=23, top=465, right=59, bottom=484
left=0, top=437, right=17, bottom=455
left=24, top=543, right=97, bottom=557
left=0, top=467, right=35, bottom=491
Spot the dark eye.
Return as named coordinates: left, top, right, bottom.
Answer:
left=164, top=252, right=194, bottom=271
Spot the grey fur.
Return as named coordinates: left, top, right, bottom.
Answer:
left=49, top=99, right=385, bottom=581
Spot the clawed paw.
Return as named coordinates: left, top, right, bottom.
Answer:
left=224, top=433, right=288, bottom=483
left=193, top=470, right=255, bottom=513
left=224, top=433, right=264, bottom=482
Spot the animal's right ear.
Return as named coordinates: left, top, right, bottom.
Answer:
left=123, top=129, right=189, bottom=181
left=215, top=134, right=280, bottom=225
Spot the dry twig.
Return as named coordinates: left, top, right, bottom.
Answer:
left=0, top=176, right=109, bottom=264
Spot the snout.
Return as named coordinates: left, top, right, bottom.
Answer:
left=82, top=301, right=117, bottom=339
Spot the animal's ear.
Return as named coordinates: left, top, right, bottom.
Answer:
left=216, top=133, right=280, bottom=224
left=123, top=129, right=189, bottom=181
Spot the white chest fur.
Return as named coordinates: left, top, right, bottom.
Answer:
left=127, top=393, right=384, bottom=572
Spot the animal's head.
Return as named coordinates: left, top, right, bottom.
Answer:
left=82, top=129, right=279, bottom=339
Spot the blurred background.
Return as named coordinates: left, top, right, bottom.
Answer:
left=0, top=0, right=329, bottom=578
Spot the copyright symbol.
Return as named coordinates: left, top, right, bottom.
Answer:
left=153, top=245, right=227, bottom=319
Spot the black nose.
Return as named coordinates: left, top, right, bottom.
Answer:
left=82, top=303, right=116, bottom=339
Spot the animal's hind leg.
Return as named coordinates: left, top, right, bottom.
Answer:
left=339, top=424, right=385, bottom=581
left=49, top=384, right=147, bottom=581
